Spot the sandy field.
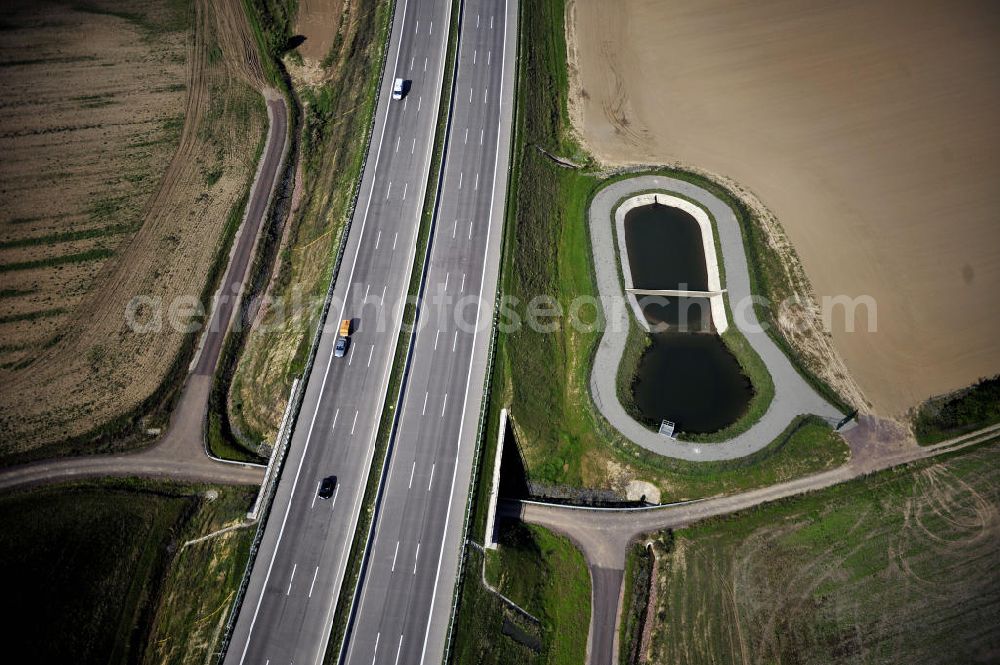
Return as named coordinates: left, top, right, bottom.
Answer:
left=0, top=0, right=267, bottom=455
left=566, top=0, right=1000, bottom=415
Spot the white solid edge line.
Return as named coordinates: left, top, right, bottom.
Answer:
left=234, top=0, right=414, bottom=663
left=419, top=1, right=508, bottom=661
left=341, top=0, right=455, bottom=654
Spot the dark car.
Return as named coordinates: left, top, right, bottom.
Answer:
left=318, top=475, right=337, bottom=499
left=334, top=336, right=349, bottom=358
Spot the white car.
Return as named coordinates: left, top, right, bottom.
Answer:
left=392, top=77, right=407, bottom=100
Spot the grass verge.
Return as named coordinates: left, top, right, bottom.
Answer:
left=0, top=479, right=255, bottom=664
left=618, top=539, right=659, bottom=665
left=450, top=523, right=590, bottom=665
left=913, top=374, right=1000, bottom=445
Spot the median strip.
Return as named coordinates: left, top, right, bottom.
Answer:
left=322, top=0, right=465, bottom=661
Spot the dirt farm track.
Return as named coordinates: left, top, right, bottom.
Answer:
left=566, top=0, right=1000, bottom=415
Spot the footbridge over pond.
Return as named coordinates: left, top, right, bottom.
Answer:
left=626, top=287, right=726, bottom=298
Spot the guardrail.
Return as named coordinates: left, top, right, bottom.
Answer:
left=515, top=496, right=707, bottom=513
left=247, top=378, right=299, bottom=521
left=217, top=377, right=301, bottom=659
left=333, top=2, right=464, bottom=661
left=483, top=407, right=508, bottom=549
left=213, top=3, right=396, bottom=659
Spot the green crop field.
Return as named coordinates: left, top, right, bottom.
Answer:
left=0, top=480, right=255, bottom=664
left=642, top=442, right=1000, bottom=664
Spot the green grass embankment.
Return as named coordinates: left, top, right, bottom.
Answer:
left=618, top=540, right=655, bottom=665
left=450, top=524, right=590, bottom=665
left=913, top=375, right=1000, bottom=445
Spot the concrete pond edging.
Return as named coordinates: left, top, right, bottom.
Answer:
left=589, top=175, right=842, bottom=461
left=614, top=192, right=728, bottom=333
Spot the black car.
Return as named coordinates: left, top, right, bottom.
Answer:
left=318, top=475, right=337, bottom=499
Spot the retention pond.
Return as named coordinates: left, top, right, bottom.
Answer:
left=624, top=201, right=708, bottom=291
left=621, top=200, right=752, bottom=434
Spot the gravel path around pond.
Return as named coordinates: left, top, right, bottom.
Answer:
left=589, top=175, right=842, bottom=461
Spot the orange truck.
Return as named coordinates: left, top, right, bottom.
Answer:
left=335, top=319, right=351, bottom=357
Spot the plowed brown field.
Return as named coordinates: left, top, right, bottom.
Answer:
left=566, top=0, right=1000, bottom=416
left=295, top=0, right=346, bottom=63
left=0, top=0, right=267, bottom=457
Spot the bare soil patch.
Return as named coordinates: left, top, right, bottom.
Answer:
left=294, top=0, right=347, bottom=64
left=0, top=0, right=267, bottom=456
left=566, top=0, right=1000, bottom=415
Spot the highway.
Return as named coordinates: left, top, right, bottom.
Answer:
left=340, top=1, right=516, bottom=664
left=223, top=1, right=453, bottom=662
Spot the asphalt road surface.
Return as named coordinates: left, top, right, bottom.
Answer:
left=193, top=89, right=288, bottom=378
left=339, top=1, right=516, bottom=663
left=223, top=1, right=454, bottom=663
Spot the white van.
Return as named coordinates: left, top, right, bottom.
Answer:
left=392, top=77, right=406, bottom=100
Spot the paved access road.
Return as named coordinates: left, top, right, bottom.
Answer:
left=588, top=175, right=844, bottom=461
left=223, top=2, right=454, bottom=663
left=502, top=421, right=1000, bottom=665
left=340, top=2, right=516, bottom=664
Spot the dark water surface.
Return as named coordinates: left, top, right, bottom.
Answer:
left=623, top=202, right=708, bottom=290
left=632, top=331, right=753, bottom=434
left=639, top=295, right=713, bottom=332
left=621, top=201, right=750, bottom=434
